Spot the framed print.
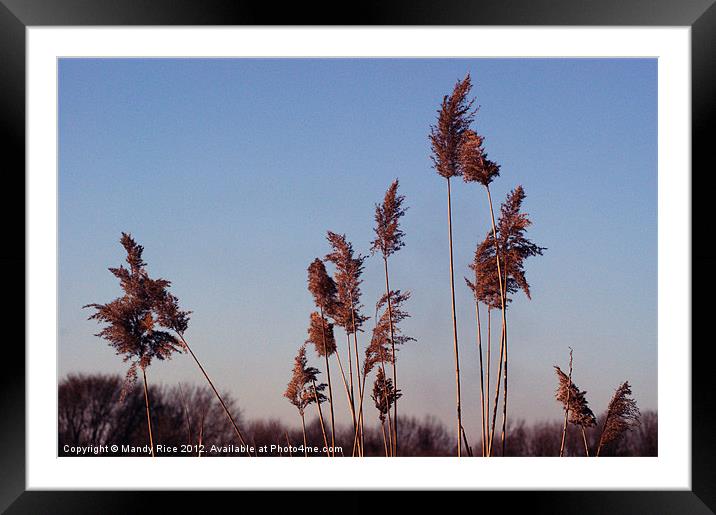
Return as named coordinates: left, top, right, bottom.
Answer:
left=3, top=0, right=713, bottom=512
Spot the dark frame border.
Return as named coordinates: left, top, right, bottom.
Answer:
left=2, top=1, right=712, bottom=512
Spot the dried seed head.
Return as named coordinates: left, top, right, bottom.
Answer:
left=371, top=179, right=407, bottom=259
left=497, top=186, right=546, bottom=300
left=364, top=290, right=415, bottom=376
left=284, top=344, right=327, bottom=415
left=599, top=382, right=641, bottom=447
left=84, top=233, right=189, bottom=399
left=430, top=74, right=475, bottom=179
left=324, top=232, right=368, bottom=333
left=467, top=233, right=515, bottom=309
left=307, top=311, right=337, bottom=357
left=371, top=368, right=401, bottom=423
left=554, top=366, right=597, bottom=428
left=307, top=258, right=338, bottom=315
left=459, top=129, right=500, bottom=186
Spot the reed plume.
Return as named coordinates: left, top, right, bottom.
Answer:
left=460, top=129, right=500, bottom=187
left=306, top=311, right=355, bottom=432
left=85, top=233, right=186, bottom=456
left=485, top=186, right=545, bottom=456
left=86, top=233, right=254, bottom=456
left=371, top=367, right=402, bottom=457
left=467, top=235, right=515, bottom=310
left=325, top=231, right=368, bottom=453
left=307, top=258, right=339, bottom=455
left=355, top=290, right=414, bottom=456
left=467, top=233, right=510, bottom=457
left=495, top=186, right=544, bottom=300
left=596, top=382, right=640, bottom=456
left=465, top=232, right=514, bottom=455
left=306, top=310, right=338, bottom=454
left=496, top=186, right=545, bottom=455
left=308, top=258, right=338, bottom=317
left=458, top=106, right=512, bottom=458
left=364, top=291, right=414, bottom=373
left=284, top=343, right=327, bottom=456
left=430, top=74, right=475, bottom=456
left=554, top=350, right=596, bottom=456
left=371, top=180, right=407, bottom=258
left=370, top=179, right=408, bottom=455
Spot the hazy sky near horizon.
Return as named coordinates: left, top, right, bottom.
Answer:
left=58, top=58, right=657, bottom=433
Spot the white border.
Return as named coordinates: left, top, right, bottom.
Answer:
left=27, top=27, right=691, bottom=490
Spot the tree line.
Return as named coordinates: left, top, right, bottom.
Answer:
left=58, top=374, right=656, bottom=457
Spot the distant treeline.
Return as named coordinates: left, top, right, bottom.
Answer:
left=58, top=374, right=656, bottom=457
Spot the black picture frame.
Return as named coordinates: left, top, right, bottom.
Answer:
left=2, top=1, right=711, bottom=512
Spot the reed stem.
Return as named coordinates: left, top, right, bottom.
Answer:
left=318, top=307, right=336, bottom=457
left=313, top=379, right=331, bottom=457
left=486, top=185, right=508, bottom=454
left=559, top=349, right=574, bottom=457
left=446, top=177, right=462, bottom=457
left=475, top=301, right=486, bottom=456
left=301, top=413, right=308, bottom=457
left=381, top=420, right=389, bottom=457
left=141, top=367, right=155, bottom=457
left=177, top=333, right=251, bottom=456
left=488, top=321, right=505, bottom=456
left=383, top=257, right=399, bottom=456
left=346, top=331, right=356, bottom=427
left=581, top=426, right=590, bottom=457
left=334, top=344, right=358, bottom=433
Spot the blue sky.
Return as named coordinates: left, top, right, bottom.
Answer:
left=58, top=58, right=657, bottom=432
